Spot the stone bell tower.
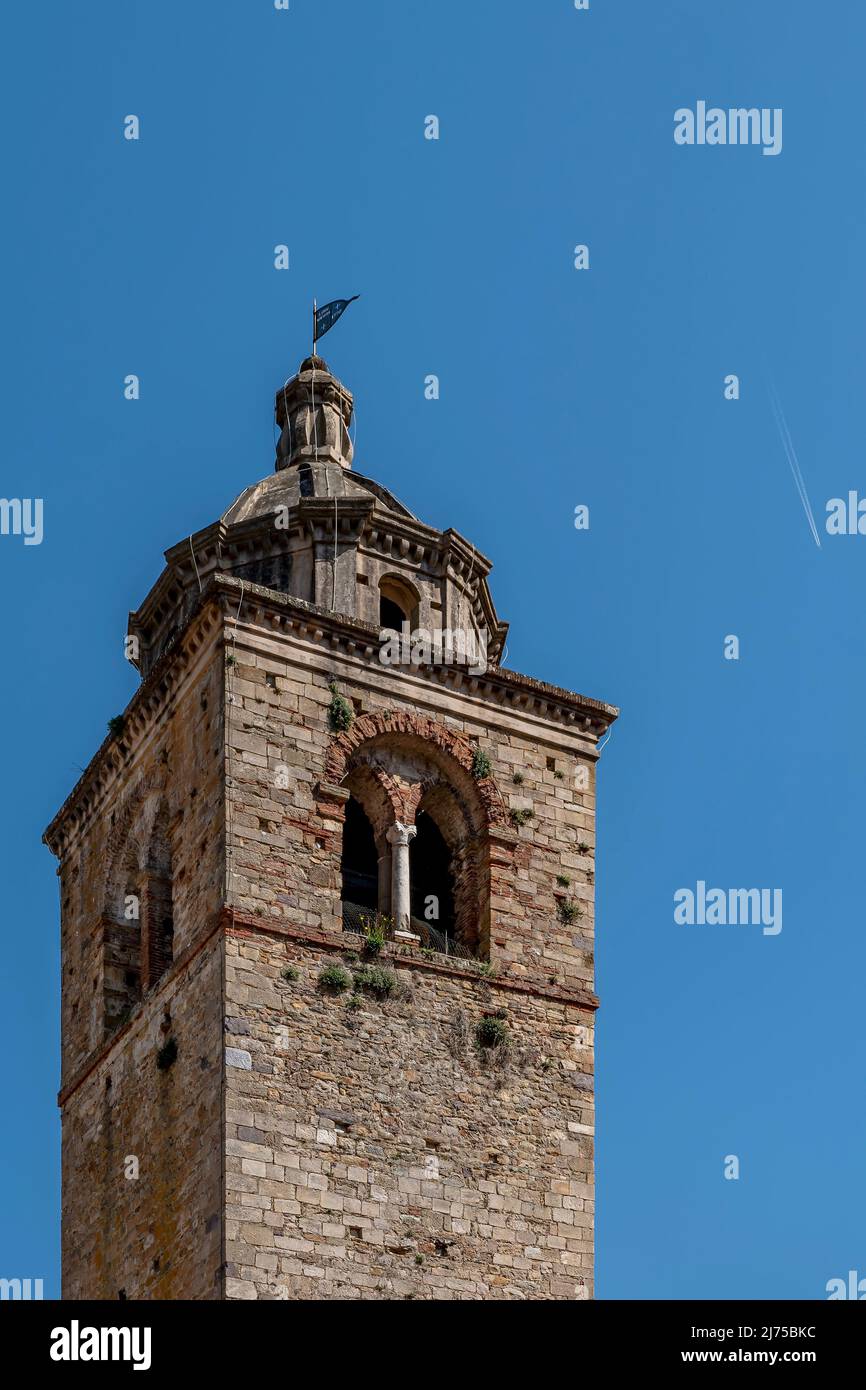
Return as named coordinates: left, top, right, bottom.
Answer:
left=44, top=354, right=617, bottom=1301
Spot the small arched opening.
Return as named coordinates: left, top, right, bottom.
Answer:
left=102, top=793, right=178, bottom=1034
left=104, top=845, right=143, bottom=1036
left=414, top=781, right=489, bottom=959
left=378, top=575, right=419, bottom=632
left=340, top=795, right=379, bottom=931
left=410, top=811, right=456, bottom=948
left=144, top=805, right=174, bottom=991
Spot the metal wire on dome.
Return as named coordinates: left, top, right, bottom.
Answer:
left=188, top=535, right=202, bottom=593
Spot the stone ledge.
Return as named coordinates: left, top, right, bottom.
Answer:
left=224, top=906, right=599, bottom=1012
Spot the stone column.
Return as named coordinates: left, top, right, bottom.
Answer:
left=386, top=821, right=417, bottom=930
left=376, top=837, right=392, bottom=916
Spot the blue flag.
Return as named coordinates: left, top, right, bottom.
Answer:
left=314, top=296, right=360, bottom=344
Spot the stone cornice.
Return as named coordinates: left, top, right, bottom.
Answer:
left=42, top=592, right=221, bottom=860
left=44, top=572, right=618, bottom=860
left=129, top=504, right=504, bottom=674
left=218, top=574, right=618, bottom=729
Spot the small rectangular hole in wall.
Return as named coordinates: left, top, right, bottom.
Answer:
left=546, top=756, right=556, bottom=772
left=265, top=673, right=277, bottom=690
left=356, top=574, right=369, bottom=585
left=351, top=697, right=363, bottom=714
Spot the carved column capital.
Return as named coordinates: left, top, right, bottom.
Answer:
left=386, top=821, right=417, bottom=849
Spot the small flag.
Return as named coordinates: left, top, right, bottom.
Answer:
left=314, top=296, right=360, bottom=345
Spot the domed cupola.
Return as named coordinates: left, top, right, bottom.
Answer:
left=127, top=357, right=508, bottom=679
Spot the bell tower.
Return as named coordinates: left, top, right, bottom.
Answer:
left=45, top=355, right=617, bottom=1301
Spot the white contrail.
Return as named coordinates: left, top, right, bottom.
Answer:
left=769, top=385, right=821, bottom=549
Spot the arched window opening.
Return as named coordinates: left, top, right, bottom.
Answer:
left=410, top=812, right=455, bottom=949
left=340, top=796, right=379, bottom=932
left=143, top=807, right=174, bottom=991
left=378, top=576, right=419, bottom=632
left=332, top=726, right=498, bottom=962
left=103, top=797, right=177, bottom=1035
left=379, top=595, right=405, bottom=630
left=104, top=863, right=143, bottom=1036
left=145, top=872, right=173, bottom=989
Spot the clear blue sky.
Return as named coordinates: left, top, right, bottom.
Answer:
left=2, top=0, right=863, bottom=1299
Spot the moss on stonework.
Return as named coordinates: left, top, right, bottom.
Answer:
left=352, top=964, right=397, bottom=998
left=471, top=748, right=492, bottom=780
left=466, top=959, right=496, bottom=978
left=475, top=1016, right=509, bottom=1049
left=327, top=680, right=353, bottom=732
left=319, top=963, right=352, bottom=992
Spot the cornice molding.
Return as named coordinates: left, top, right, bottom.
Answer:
left=44, top=573, right=618, bottom=860
left=42, top=596, right=221, bottom=859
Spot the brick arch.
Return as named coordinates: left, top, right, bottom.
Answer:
left=325, top=711, right=508, bottom=830
left=103, top=768, right=170, bottom=914
left=102, top=775, right=176, bottom=1035
left=343, top=763, right=396, bottom=844
left=327, top=711, right=509, bottom=957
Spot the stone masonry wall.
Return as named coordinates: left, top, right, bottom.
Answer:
left=224, top=928, right=594, bottom=1300
left=61, top=935, right=224, bottom=1300
left=221, top=611, right=599, bottom=1298
left=54, top=615, right=227, bottom=1298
